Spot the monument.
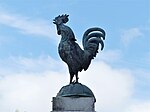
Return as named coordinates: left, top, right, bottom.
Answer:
left=52, top=14, right=105, bottom=112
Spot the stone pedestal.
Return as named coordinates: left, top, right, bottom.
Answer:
left=51, top=97, right=95, bottom=112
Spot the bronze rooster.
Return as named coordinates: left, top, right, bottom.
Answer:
left=53, top=14, right=105, bottom=84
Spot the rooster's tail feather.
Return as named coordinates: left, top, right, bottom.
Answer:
left=82, top=27, right=105, bottom=70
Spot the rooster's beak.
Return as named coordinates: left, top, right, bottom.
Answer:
left=53, top=19, right=56, bottom=24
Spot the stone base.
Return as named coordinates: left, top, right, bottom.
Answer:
left=52, top=97, right=95, bottom=112
left=52, top=111, right=95, bottom=112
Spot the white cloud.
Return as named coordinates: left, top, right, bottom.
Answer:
left=125, top=101, right=150, bottom=112
left=0, top=54, right=149, bottom=112
left=0, top=55, right=136, bottom=112
left=0, top=72, right=68, bottom=112
left=97, top=49, right=122, bottom=63
left=79, top=61, right=134, bottom=112
left=0, top=55, right=66, bottom=75
left=0, top=10, right=58, bottom=41
left=121, top=28, right=143, bottom=46
left=0, top=56, right=67, bottom=112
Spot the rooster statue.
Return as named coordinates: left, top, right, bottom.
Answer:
left=53, top=14, right=105, bottom=84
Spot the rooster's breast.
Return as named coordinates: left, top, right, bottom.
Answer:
left=58, top=41, right=84, bottom=71
left=58, top=41, right=73, bottom=63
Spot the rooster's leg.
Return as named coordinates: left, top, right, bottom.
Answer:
left=70, top=74, right=73, bottom=84
left=75, top=73, right=79, bottom=83
left=69, top=67, right=74, bottom=84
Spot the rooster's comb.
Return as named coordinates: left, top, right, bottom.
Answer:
left=53, top=14, right=69, bottom=24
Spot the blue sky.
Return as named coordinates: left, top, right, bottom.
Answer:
left=0, top=0, right=150, bottom=112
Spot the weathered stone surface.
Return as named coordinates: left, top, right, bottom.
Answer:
left=52, top=97, right=95, bottom=111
